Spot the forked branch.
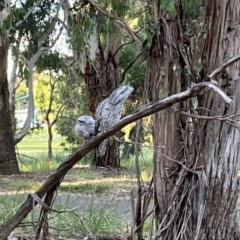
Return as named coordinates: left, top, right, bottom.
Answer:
left=0, top=81, right=232, bottom=239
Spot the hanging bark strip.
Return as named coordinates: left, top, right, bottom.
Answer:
left=0, top=77, right=235, bottom=238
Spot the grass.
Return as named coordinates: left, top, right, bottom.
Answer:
left=0, top=193, right=125, bottom=238
left=16, top=128, right=66, bottom=153
left=1, top=130, right=154, bottom=238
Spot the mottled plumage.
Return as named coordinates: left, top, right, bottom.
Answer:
left=74, top=85, right=134, bottom=156
left=95, top=85, right=134, bottom=156
left=74, top=115, right=95, bottom=140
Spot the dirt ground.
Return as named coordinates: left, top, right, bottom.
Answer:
left=1, top=168, right=153, bottom=240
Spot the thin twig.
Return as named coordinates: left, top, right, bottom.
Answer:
left=86, top=0, right=142, bottom=45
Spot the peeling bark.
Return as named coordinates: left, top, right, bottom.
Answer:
left=0, top=80, right=226, bottom=239
left=83, top=39, right=120, bottom=167
left=81, top=4, right=125, bottom=167
left=148, top=0, right=240, bottom=239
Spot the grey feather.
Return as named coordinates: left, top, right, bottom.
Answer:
left=96, top=85, right=134, bottom=156
left=74, top=85, right=134, bottom=156
left=74, top=115, right=96, bottom=140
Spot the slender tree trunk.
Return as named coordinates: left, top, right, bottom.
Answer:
left=47, top=125, right=53, bottom=162
left=46, top=110, right=53, bottom=161
left=0, top=35, right=19, bottom=174
left=147, top=0, right=240, bottom=239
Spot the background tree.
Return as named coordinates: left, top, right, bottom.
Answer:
left=0, top=1, right=19, bottom=174
left=63, top=0, right=144, bottom=167
left=0, top=0, right=67, bottom=174
left=34, top=68, right=67, bottom=161
left=13, top=0, right=64, bottom=144
left=0, top=35, right=19, bottom=174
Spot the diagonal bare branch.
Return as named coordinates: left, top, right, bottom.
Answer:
left=208, top=54, right=240, bottom=79
left=0, top=81, right=232, bottom=239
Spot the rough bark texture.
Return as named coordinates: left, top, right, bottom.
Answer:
left=0, top=83, right=211, bottom=239
left=81, top=2, right=126, bottom=168
left=196, top=0, right=240, bottom=238
left=83, top=44, right=120, bottom=167
left=147, top=0, right=240, bottom=239
left=0, top=35, right=19, bottom=174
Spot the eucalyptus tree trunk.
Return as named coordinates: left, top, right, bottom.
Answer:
left=81, top=2, right=128, bottom=168
left=82, top=34, right=121, bottom=167
left=0, top=35, right=19, bottom=174
left=147, top=0, right=240, bottom=239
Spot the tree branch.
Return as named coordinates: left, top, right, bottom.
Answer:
left=37, top=0, right=64, bottom=48
left=208, top=54, right=240, bottom=79
left=14, top=2, right=64, bottom=144
left=15, top=0, right=44, bottom=27
left=86, top=0, right=143, bottom=46
left=0, top=81, right=232, bottom=239
left=121, top=50, right=145, bottom=84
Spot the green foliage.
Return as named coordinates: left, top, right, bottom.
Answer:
left=10, top=0, right=56, bottom=47
left=160, top=0, right=176, bottom=17
left=182, top=0, right=206, bottom=19
left=52, top=197, right=124, bottom=237
left=36, top=52, right=64, bottom=72
left=159, top=87, right=169, bottom=99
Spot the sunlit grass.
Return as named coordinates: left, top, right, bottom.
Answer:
left=60, top=178, right=137, bottom=194
left=50, top=194, right=125, bottom=238
left=1, top=131, right=155, bottom=238
left=16, top=127, right=66, bottom=153
left=18, top=152, right=69, bottom=172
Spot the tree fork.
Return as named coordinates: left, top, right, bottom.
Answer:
left=0, top=78, right=234, bottom=239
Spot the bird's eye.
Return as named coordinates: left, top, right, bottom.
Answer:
left=78, top=120, right=84, bottom=123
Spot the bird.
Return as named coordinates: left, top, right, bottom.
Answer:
left=74, top=85, right=134, bottom=156
left=74, top=115, right=96, bottom=140
left=95, top=85, right=134, bottom=156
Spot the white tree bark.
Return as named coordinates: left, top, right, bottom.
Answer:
left=8, top=47, right=17, bottom=115
left=14, top=0, right=64, bottom=143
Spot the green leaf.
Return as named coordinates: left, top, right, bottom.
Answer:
left=146, top=32, right=153, bottom=45
left=11, top=45, right=18, bottom=57
left=159, top=87, right=169, bottom=99
left=67, top=15, right=73, bottom=27
left=1, top=22, right=6, bottom=33
left=167, top=2, right=176, bottom=17
left=112, top=0, right=120, bottom=11
left=160, top=0, right=176, bottom=17
left=160, top=0, right=169, bottom=9
left=24, top=68, right=31, bottom=80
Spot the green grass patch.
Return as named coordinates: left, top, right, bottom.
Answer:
left=50, top=196, right=125, bottom=238
left=16, top=128, right=66, bottom=153
left=18, top=152, right=69, bottom=172
left=0, top=194, right=26, bottom=223
left=60, top=182, right=112, bottom=194
left=0, top=192, right=125, bottom=238
left=59, top=177, right=137, bottom=195
left=121, top=147, right=153, bottom=179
